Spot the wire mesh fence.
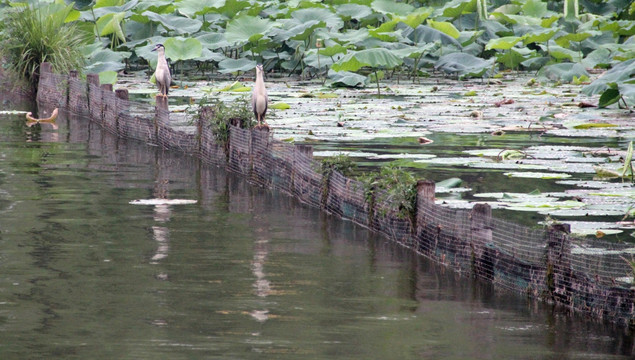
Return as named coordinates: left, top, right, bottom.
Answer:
left=35, top=63, right=635, bottom=327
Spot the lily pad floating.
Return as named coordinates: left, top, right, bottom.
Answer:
left=130, top=199, right=198, bottom=205
left=270, top=102, right=291, bottom=110
left=503, top=171, right=572, bottom=179
left=572, top=123, right=618, bottom=129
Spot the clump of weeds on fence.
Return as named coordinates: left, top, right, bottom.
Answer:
left=318, top=154, right=357, bottom=207
left=358, top=163, right=417, bottom=229
left=0, top=3, right=88, bottom=93
left=202, top=95, right=255, bottom=150
left=619, top=255, right=635, bottom=286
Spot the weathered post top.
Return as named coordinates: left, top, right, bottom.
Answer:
left=115, top=89, right=129, bottom=101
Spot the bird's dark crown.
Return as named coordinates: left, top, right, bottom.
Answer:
left=152, top=43, right=164, bottom=51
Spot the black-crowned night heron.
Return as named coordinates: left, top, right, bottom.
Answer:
left=252, top=64, right=268, bottom=127
left=152, top=43, right=171, bottom=97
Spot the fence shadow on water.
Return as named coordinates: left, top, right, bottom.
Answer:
left=36, top=62, right=635, bottom=327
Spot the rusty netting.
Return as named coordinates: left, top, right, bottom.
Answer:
left=36, top=65, right=67, bottom=109
left=326, top=170, right=371, bottom=228
left=251, top=127, right=273, bottom=188
left=267, top=139, right=295, bottom=195
left=35, top=63, right=634, bottom=326
left=228, top=125, right=252, bottom=176
left=292, top=145, right=323, bottom=209
left=117, top=99, right=156, bottom=144
left=372, top=188, right=416, bottom=248
left=68, top=72, right=89, bottom=116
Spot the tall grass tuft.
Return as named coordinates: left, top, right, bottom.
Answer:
left=0, top=3, right=88, bottom=92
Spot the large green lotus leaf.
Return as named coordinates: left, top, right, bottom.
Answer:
left=537, top=63, right=589, bottom=82
left=331, top=48, right=403, bottom=72
left=546, top=44, right=580, bottom=62
left=218, top=58, right=257, bottom=74
left=225, top=15, right=277, bottom=45
left=87, top=0, right=138, bottom=18
left=618, top=82, right=635, bottom=106
left=391, top=43, right=437, bottom=58
left=271, top=19, right=323, bottom=42
left=196, top=48, right=226, bottom=62
left=434, top=52, right=494, bottom=78
left=408, top=25, right=461, bottom=47
left=331, top=28, right=371, bottom=45
left=581, top=48, right=612, bottom=68
left=522, top=28, right=558, bottom=45
left=176, top=0, right=225, bottom=17
left=582, top=59, right=635, bottom=95
left=497, top=48, right=536, bottom=69
left=319, top=44, right=347, bottom=57
left=96, top=12, right=126, bottom=42
left=135, top=0, right=174, bottom=14
left=196, top=32, right=230, bottom=49
left=371, top=0, right=414, bottom=16
left=335, top=3, right=373, bottom=21
left=84, top=48, right=129, bottom=74
left=303, top=50, right=337, bottom=69
left=142, top=11, right=203, bottom=35
left=439, top=0, right=476, bottom=19
left=427, top=20, right=460, bottom=39
left=522, top=0, right=553, bottom=18
left=85, top=61, right=125, bottom=74
left=88, top=48, right=131, bottom=64
left=555, top=31, right=599, bottom=48
left=485, top=36, right=522, bottom=50
left=492, top=4, right=522, bottom=14
left=291, top=8, right=343, bottom=31
left=98, top=71, right=118, bottom=85
left=328, top=70, right=368, bottom=88
left=164, top=37, right=202, bottom=61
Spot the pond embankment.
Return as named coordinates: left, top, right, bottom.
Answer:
left=34, top=62, right=634, bottom=327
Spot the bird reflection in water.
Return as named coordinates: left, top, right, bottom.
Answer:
left=151, top=179, right=170, bottom=269
left=250, top=224, right=271, bottom=323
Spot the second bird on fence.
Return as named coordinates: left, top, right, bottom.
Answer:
left=152, top=43, right=171, bottom=97
left=252, top=64, right=268, bottom=128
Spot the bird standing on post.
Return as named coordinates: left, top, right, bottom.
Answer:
left=152, top=43, right=171, bottom=97
left=252, top=64, right=268, bottom=128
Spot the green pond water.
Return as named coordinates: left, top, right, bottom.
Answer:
left=0, top=103, right=633, bottom=359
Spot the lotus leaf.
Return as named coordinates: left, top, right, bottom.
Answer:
left=196, top=33, right=230, bottom=50
left=225, top=15, right=277, bottom=46
left=291, top=8, right=343, bottom=31
left=336, top=4, right=373, bottom=21
left=331, top=48, right=403, bottom=72
left=328, top=70, right=368, bottom=88
left=538, top=63, right=589, bottom=82
left=164, top=38, right=202, bottom=62
left=439, top=0, right=475, bottom=19
left=176, top=0, right=226, bottom=17
left=372, top=0, right=415, bottom=17
left=582, top=59, right=635, bottom=95
left=218, top=58, right=257, bottom=74
left=96, top=12, right=126, bottom=42
left=427, top=20, right=460, bottom=39
left=141, top=11, right=203, bottom=35
left=434, top=52, right=494, bottom=79
left=99, top=70, right=118, bottom=85
left=409, top=25, right=461, bottom=48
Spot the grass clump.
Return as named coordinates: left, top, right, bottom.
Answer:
left=204, top=96, right=254, bottom=148
left=318, top=154, right=357, bottom=207
left=0, top=3, right=88, bottom=92
left=359, top=163, right=418, bottom=225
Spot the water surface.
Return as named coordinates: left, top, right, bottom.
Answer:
left=0, top=105, right=632, bottom=359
